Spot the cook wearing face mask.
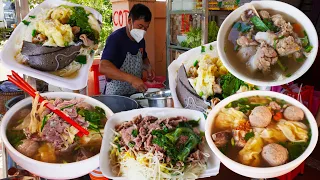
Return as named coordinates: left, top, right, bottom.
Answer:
left=100, top=4, right=155, bottom=96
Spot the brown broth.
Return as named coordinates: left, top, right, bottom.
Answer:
left=6, top=105, right=103, bottom=164
left=224, top=9, right=306, bottom=81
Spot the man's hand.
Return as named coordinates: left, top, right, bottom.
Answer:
left=146, top=68, right=155, bottom=81
left=129, top=76, right=147, bottom=92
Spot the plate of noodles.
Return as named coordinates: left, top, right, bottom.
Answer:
left=100, top=108, right=220, bottom=180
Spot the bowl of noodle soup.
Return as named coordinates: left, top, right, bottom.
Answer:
left=205, top=91, right=318, bottom=178
left=0, top=92, right=113, bottom=179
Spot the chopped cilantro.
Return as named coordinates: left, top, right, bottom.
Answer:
left=244, top=132, right=254, bottom=141
left=22, top=20, right=30, bottom=26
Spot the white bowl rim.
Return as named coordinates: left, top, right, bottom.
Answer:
left=217, top=1, right=319, bottom=87
left=205, top=90, right=318, bottom=175
left=0, top=92, right=114, bottom=167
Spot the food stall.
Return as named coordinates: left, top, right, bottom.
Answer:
left=0, top=0, right=319, bottom=180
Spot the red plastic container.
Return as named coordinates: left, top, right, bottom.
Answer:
left=144, top=76, right=166, bottom=89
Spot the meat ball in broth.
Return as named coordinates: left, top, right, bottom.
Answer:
left=262, top=143, right=288, bottom=166
left=283, top=106, right=304, bottom=121
left=249, top=106, right=272, bottom=128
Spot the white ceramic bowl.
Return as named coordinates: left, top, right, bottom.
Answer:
left=100, top=108, right=221, bottom=179
left=217, top=1, right=318, bottom=86
left=205, top=91, right=318, bottom=179
left=0, top=92, right=114, bottom=179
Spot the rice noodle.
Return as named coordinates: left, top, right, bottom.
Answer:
left=29, top=92, right=40, bottom=133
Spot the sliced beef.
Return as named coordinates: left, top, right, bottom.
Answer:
left=237, top=36, right=258, bottom=47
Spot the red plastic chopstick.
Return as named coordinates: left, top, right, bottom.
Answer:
left=7, top=71, right=89, bottom=137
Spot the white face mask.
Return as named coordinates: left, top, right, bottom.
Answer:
left=130, top=24, right=146, bottom=43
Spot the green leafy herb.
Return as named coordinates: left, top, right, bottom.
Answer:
left=186, top=118, right=200, bottom=127
left=201, top=45, right=206, bottom=53
left=22, top=20, right=30, bottom=26
left=244, top=132, right=255, bottom=141
left=305, top=45, right=313, bottom=53
left=296, top=57, right=305, bottom=63
left=29, top=15, right=36, bottom=19
left=273, top=39, right=278, bottom=49
left=278, top=35, right=284, bottom=39
left=219, top=143, right=228, bottom=155
left=234, top=44, right=240, bottom=51
left=32, top=29, right=37, bottom=37
left=262, top=18, right=279, bottom=32
left=209, top=44, right=213, bottom=50
left=68, top=6, right=99, bottom=42
left=117, top=143, right=121, bottom=152
left=193, top=60, right=199, bottom=67
left=64, top=42, right=69, bottom=47
left=41, top=115, right=49, bottom=131
left=199, top=91, right=203, bottom=97
left=75, top=55, right=87, bottom=64
left=286, top=73, right=292, bottom=77
left=152, top=126, right=201, bottom=163
left=78, top=106, right=105, bottom=133
left=132, top=129, right=138, bottom=137
left=220, top=73, right=249, bottom=98
left=208, top=21, right=219, bottom=43
left=203, top=113, right=207, bottom=119
left=7, top=130, right=26, bottom=147
left=233, top=22, right=251, bottom=33
left=128, top=141, right=135, bottom=148
left=277, top=59, right=288, bottom=72
left=250, top=16, right=269, bottom=32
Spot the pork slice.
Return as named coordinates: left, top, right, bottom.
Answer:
left=16, top=139, right=39, bottom=158
left=259, top=10, right=270, bottom=19
left=276, top=36, right=301, bottom=56
left=237, top=36, right=258, bottom=47
left=271, top=14, right=286, bottom=27
left=232, top=129, right=247, bottom=147
left=269, top=101, right=281, bottom=111
left=249, top=42, right=278, bottom=74
left=212, top=130, right=232, bottom=148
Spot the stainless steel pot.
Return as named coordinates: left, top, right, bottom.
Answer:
left=145, top=90, right=174, bottom=107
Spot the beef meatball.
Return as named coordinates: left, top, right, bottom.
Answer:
left=16, top=139, right=39, bottom=158
left=262, top=143, right=288, bottom=166
left=249, top=106, right=272, bottom=127
left=283, top=106, right=304, bottom=121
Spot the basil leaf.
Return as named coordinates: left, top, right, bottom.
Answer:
left=250, top=16, right=269, bottom=32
